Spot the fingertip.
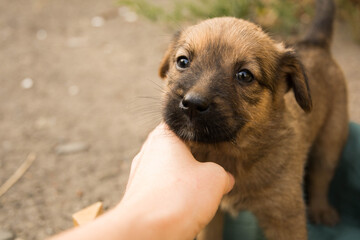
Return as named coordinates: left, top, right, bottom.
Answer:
left=149, top=123, right=185, bottom=146
left=203, top=162, right=235, bottom=195
left=156, top=121, right=168, bottom=130
left=151, top=122, right=174, bottom=137
left=224, top=172, right=235, bottom=194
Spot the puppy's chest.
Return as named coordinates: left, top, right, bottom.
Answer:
left=191, top=146, right=283, bottom=212
left=191, top=148, right=257, bottom=190
left=191, top=147, right=239, bottom=176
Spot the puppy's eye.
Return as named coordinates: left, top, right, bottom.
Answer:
left=176, top=56, right=190, bottom=69
left=236, top=69, right=254, bottom=83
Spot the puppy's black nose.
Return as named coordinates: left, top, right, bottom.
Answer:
left=180, top=92, right=210, bottom=119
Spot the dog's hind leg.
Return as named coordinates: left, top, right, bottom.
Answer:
left=307, top=102, right=349, bottom=226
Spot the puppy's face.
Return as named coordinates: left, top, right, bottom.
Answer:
left=160, top=17, right=312, bottom=143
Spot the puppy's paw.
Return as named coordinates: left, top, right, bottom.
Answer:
left=308, top=203, right=340, bottom=226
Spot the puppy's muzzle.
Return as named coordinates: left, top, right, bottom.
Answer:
left=179, top=92, right=210, bottom=120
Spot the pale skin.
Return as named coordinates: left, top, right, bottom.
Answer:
left=50, top=123, right=234, bottom=240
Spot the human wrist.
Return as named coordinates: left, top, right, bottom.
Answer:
left=113, top=198, right=194, bottom=240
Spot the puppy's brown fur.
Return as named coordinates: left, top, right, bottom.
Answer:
left=159, top=0, right=348, bottom=239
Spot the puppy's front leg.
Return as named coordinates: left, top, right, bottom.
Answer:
left=197, top=208, right=224, bottom=240
left=253, top=190, right=307, bottom=240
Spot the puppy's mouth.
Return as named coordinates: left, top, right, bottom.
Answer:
left=163, top=93, right=243, bottom=143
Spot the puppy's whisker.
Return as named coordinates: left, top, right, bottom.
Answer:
left=148, top=79, right=165, bottom=92
left=136, top=96, right=162, bottom=101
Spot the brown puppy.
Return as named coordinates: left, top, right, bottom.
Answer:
left=159, top=0, right=348, bottom=239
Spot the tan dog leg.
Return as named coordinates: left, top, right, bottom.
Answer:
left=197, top=209, right=224, bottom=240
left=307, top=107, right=348, bottom=226
left=254, top=189, right=307, bottom=240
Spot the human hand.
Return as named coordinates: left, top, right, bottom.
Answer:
left=49, top=123, right=234, bottom=240
left=116, top=123, right=234, bottom=240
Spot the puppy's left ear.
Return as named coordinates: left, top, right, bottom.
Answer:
left=159, top=31, right=181, bottom=79
left=280, top=50, right=313, bottom=112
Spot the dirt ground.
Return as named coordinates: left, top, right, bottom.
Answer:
left=0, top=1, right=359, bottom=239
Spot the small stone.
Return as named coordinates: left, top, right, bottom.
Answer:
left=0, top=230, right=15, bottom=240
left=118, top=7, right=138, bottom=23
left=91, top=16, right=105, bottom=27
left=68, top=85, right=79, bottom=96
left=124, top=12, right=137, bottom=22
left=66, top=37, right=88, bottom=48
left=35, top=117, right=56, bottom=129
left=21, top=78, right=33, bottom=89
left=55, top=142, right=89, bottom=155
left=36, top=29, right=47, bottom=40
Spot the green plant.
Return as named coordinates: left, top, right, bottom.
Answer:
left=337, top=0, right=360, bottom=43
left=118, top=0, right=359, bottom=41
left=118, top=0, right=166, bottom=21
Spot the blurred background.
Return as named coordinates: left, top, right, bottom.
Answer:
left=0, top=0, right=359, bottom=239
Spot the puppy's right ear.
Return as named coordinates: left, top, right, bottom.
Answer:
left=159, top=31, right=181, bottom=79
